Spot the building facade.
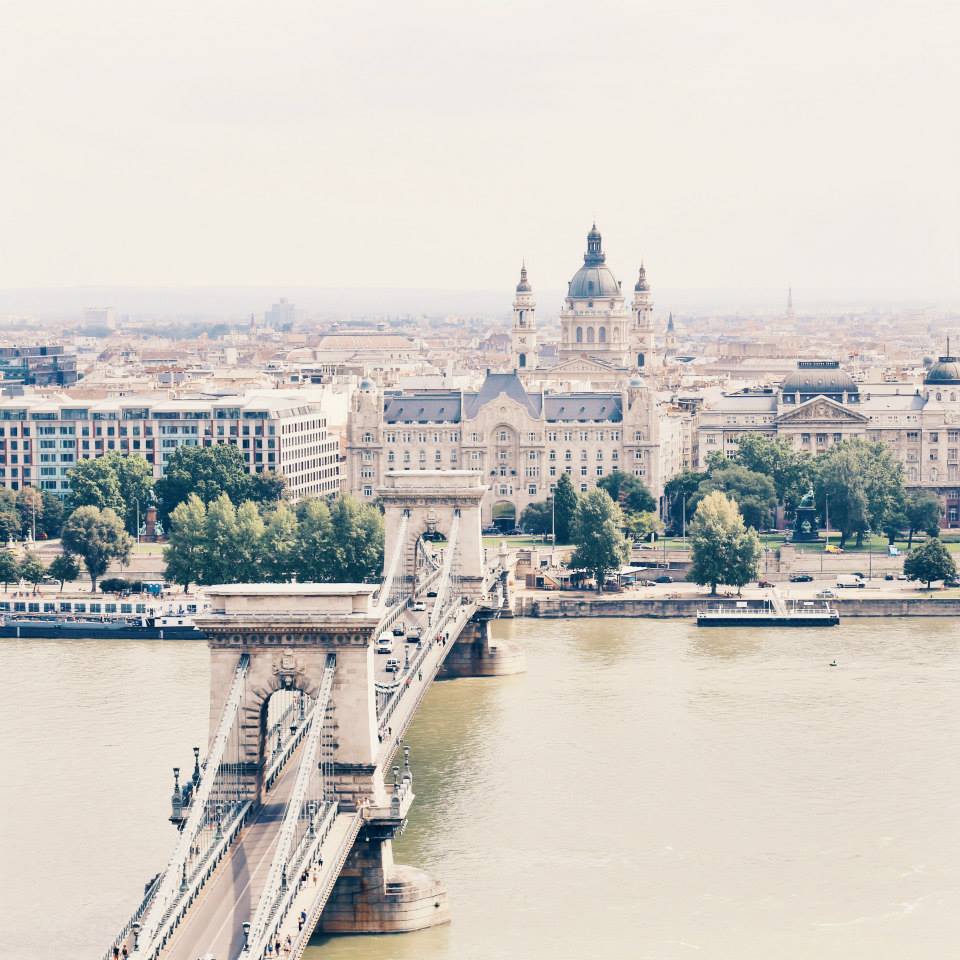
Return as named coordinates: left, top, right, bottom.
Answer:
left=0, top=346, right=78, bottom=388
left=0, top=392, right=341, bottom=501
left=346, top=371, right=686, bottom=528
left=695, top=356, right=960, bottom=525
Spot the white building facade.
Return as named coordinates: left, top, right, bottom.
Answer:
left=346, top=371, right=686, bottom=528
left=0, top=392, right=341, bottom=501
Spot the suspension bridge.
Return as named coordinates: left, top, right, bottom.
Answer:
left=102, top=471, right=524, bottom=960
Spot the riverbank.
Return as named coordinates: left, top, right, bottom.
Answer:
left=516, top=595, right=960, bottom=618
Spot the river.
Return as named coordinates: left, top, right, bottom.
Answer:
left=1, top=618, right=958, bottom=959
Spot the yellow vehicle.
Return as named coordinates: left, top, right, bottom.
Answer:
left=824, top=543, right=843, bottom=554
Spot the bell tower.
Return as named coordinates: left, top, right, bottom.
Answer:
left=630, top=263, right=655, bottom=369
left=511, top=262, right=537, bottom=370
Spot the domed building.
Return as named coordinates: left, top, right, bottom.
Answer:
left=556, top=225, right=654, bottom=371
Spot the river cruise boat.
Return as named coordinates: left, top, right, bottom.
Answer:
left=696, top=597, right=839, bottom=627
left=0, top=594, right=208, bottom=639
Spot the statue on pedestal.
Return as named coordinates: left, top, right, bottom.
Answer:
left=792, top=487, right=820, bottom=542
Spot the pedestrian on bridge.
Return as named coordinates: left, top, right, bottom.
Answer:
left=298, top=909, right=307, bottom=931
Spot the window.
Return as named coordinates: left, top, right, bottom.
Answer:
left=580, top=466, right=588, bottom=476
left=528, top=484, right=537, bottom=495
left=907, top=431, right=920, bottom=442
left=596, top=467, right=603, bottom=476
left=833, top=433, right=842, bottom=443
left=930, top=432, right=939, bottom=443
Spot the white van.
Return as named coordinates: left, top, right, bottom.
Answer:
left=376, top=634, right=394, bottom=654
left=836, top=574, right=865, bottom=589
left=385, top=658, right=401, bottom=673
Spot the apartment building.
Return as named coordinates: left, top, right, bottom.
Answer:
left=0, top=392, right=340, bottom=501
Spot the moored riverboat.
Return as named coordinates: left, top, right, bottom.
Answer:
left=696, top=598, right=839, bottom=627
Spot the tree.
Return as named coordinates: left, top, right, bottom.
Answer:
left=552, top=473, right=578, bottom=544
left=903, top=537, right=956, bottom=589
left=569, top=489, right=630, bottom=592
left=688, top=491, right=762, bottom=595
left=247, top=470, right=286, bottom=505
left=905, top=491, right=941, bottom=547
left=731, top=434, right=815, bottom=516
left=203, top=494, right=240, bottom=584
left=597, top=472, right=656, bottom=515
left=694, top=465, right=777, bottom=532
left=155, top=445, right=265, bottom=519
left=48, top=552, right=81, bottom=592
left=163, top=495, right=209, bottom=591
left=19, top=551, right=46, bottom=591
left=326, top=496, right=384, bottom=582
left=624, top=510, right=663, bottom=543
left=40, top=491, right=65, bottom=538
left=519, top=500, right=553, bottom=537
left=230, top=500, right=267, bottom=582
left=15, top=487, right=43, bottom=539
left=0, top=549, right=19, bottom=589
left=66, top=458, right=125, bottom=515
left=294, top=499, right=333, bottom=582
left=0, top=509, right=20, bottom=544
left=260, top=501, right=299, bottom=581
left=663, top=470, right=707, bottom=535
left=61, top=506, right=133, bottom=591
left=103, top=452, right=156, bottom=535
left=815, top=439, right=904, bottom=547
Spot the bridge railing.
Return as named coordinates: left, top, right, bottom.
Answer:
left=263, top=692, right=321, bottom=795
left=99, top=872, right=162, bottom=960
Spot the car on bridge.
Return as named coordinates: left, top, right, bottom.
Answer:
left=376, top=635, right=394, bottom=655
left=411, top=600, right=427, bottom=612
left=392, top=623, right=406, bottom=637
left=385, top=658, right=401, bottom=673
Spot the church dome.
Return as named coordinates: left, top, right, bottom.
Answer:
left=925, top=356, right=960, bottom=385
left=567, top=224, right=622, bottom=300
left=782, top=360, right=857, bottom=397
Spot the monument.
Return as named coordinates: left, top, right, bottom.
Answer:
left=791, top=488, right=821, bottom=542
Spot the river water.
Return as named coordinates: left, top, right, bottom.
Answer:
left=1, top=618, right=958, bottom=959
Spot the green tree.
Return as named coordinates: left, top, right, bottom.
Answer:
left=260, top=501, right=299, bottom=581
left=688, top=490, right=762, bottom=595
left=203, top=494, right=240, bottom=584
left=903, top=537, right=956, bottom=589
left=731, top=434, right=815, bottom=516
left=597, top=472, right=656, bottom=514
left=66, top=458, right=125, bottom=515
left=569, top=489, right=630, bottom=593
left=155, top=445, right=254, bottom=519
left=552, top=473, right=578, bottom=544
left=163, top=494, right=209, bottom=591
left=663, top=470, right=707, bottom=535
left=0, top=548, right=19, bottom=589
left=247, top=470, right=286, bottom=505
left=15, top=487, right=43, bottom=539
left=694, top=465, right=777, bottom=532
left=61, top=506, right=133, bottom=592
left=0, top=508, right=20, bottom=544
left=48, top=552, right=81, bottom=592
left=519, top=500, right=553, bottom=537
left=624, top=510, right=663, bottom=543
left=230, top=501, right=267, bottom=582
left=18, top=551, right=46, bottom=591
left=905, top=491, right=941, bottom=547
left=294, top=499, right=333, bottom=582
left=327, top=496, right=384, bottom=582
left=103, top=452, right=156, bottom=535
left=40, top=491, right=65, bottom=538
left=815, top=439, right=904, bottom=547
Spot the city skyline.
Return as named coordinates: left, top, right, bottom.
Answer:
left=2, top=0, right=958, bottom=302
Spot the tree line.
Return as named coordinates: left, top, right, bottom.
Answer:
left=163, top=493, right=384, bottom=589
left=665, top=434, right=941, bottom=548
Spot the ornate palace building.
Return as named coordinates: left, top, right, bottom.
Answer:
left=346, top=371, right=686, bottom=529
left=695, top=355, right=960, bottom=526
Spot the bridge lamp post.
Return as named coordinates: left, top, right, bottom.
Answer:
left=242, top=920, right=251, bottom=952
left=192, top=746, right=201, bottom=787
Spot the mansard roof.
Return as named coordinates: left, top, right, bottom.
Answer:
left=463, top=372, right=543, bottom=419
left=383, top=391, right=462, bottom=423
left=545, top=393, right=623, bottom=422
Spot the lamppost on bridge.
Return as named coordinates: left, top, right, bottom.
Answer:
left=191, top=746, right=201, bottom=788
left=242, top=920, right=251, bottom=952
left=131, top=921, right=141, bottom=952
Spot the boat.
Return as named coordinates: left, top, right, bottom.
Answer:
left=696, top=597, right=839, bottom=627
left=0, top=595, right=208, bottom=639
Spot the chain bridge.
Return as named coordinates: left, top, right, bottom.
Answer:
left=102, top=471, right=524, bottom=960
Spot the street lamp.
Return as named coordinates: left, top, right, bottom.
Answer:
left=131, top=921, right=141, bottom=952
left=243, top=920, right=251, bottom=952
left=133, top=498, right=140, bottom=544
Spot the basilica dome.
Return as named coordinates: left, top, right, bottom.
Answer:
left=925, top=356, right=960, bottom=385
left=567, top=224, right=623, bottom=300
left=781, top=360, right=858, bottom=400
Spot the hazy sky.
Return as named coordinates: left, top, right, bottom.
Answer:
left=2, top=0, right=958, bottom=305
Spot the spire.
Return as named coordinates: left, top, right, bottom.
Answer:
left=584, top=223, right=605, bottom=265
left=515, top=261, right=531, bottom=294
left=634, top=261, right=649, bottom=292
left=667, top=312, right=675, bottom=332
